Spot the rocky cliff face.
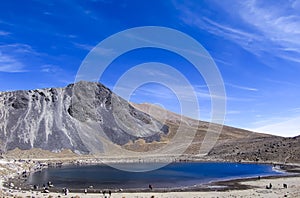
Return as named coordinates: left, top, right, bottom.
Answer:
left=0, top=81, right=168, bottom=154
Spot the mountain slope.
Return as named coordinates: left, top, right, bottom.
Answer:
left=131, top=103, right=271, bottom=154
left=132, top=103, right=300, bottom=163
left=0, top=81, right=168, bottom=154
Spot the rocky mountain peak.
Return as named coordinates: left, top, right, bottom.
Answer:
left=0, top=81, right=169, bottom=154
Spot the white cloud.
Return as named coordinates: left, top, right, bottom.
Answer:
left=41, top=64, right=62, bottom=73
left=0, top=31, right=10, bottom=36
left=266, top=78, right=300, bottom=87
left=202, top=17, right=260, bottom=42
left=253, top=116, right=300, bottom=137
left=231, top=0, right=300, bottom=62
left=0, top=52, right=26, bottom=72
left=55, top=33, right=77, bottom=39
left=226, top=83, right=258, bottom=91
left=289, top=107, right=300, bottom=113
left=0, top=43, right=41, bottom=73
left=177, top=4, right=264, bottom=54
left=292, top=0, right=300, bottom=9
left=0, top=43, right=39, bottom=55
left=73, top=42, right=117, bottom=57
left=177, top=0, right=300, bottom=64
left=43, top=11, right=52, bottom=15
left=227, top=110, right=241, bottom=115
left=73, top=42, right=93, bottom=51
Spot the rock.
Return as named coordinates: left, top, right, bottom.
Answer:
left=0, top=81, right=168, bottom=154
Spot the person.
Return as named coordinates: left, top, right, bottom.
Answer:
left=43, top=187, right=49, bottom=193
left=266, top=183, right=272, bottom=189
left=65, top=188, right=69, bottom=195
left=283, top=183, right=288, bottom=188
left=47, top=181, right=53, bottom=187
left=149, top=184, right=153, bottom=190
left=108, top=190, right=111, bottom=197
left=84, top=188, right=87, bottom=194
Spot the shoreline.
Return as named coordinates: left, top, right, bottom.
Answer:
left=1, top=157, right=300, bottom=197
left=3, top=174, right=300, bottom=198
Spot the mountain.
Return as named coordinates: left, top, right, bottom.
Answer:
left=132, top=103, right=300, bottom=163
left=0, top=81, right=168, bottom=154
left=207, top=135, right=300, bottom=163
left=131, top=103, right=270, bottom=154
left=1, top=81, right=299, bottom=163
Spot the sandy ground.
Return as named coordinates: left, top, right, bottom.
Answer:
left=1, top=175, right=300, bottom=197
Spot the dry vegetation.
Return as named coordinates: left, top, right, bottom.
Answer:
left=132, top=103, right=300, bottom=164
left=4, top=148, right=80, bottom=160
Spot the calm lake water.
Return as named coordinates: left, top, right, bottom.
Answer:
left=27, top=162, right=283, bottom=189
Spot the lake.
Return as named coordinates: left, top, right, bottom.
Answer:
left=27, top=162, right=283, bottom=189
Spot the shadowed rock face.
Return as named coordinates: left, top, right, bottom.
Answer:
left=0, top=81, right=168, bottom=154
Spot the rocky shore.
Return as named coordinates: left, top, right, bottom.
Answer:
left=1, top=154, right=300, bottom=198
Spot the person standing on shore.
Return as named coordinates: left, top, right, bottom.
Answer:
left=65, top=188, right=69, bottom=195
left=149, top=184, right=153, bottom=190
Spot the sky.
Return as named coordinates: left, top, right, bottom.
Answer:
left=0, top=0, right=300, bottom=137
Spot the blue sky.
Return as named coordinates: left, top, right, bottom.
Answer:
left=0, top=0, right=300, bottom=137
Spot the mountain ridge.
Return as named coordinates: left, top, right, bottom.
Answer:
left=2, top=81, right=299, bottom=164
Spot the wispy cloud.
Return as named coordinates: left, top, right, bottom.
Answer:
left=0, top=43, right=39, bottom=55
left=237, top=0, right=300, bottom=63
left=40, top=64, right=62, bottom=73
left=176, top=0, right=300, bottom=64
left=177, top=4, right=263, bottom=54
left=124, top=30, right=215, bottom=62
left=0, top=43, right=41, bottom=73
left=73, top=42, right=94, bottom=51
left=43, top=11, right=53, bottom=15
left=265, top=78, right=300, bottom=87
left=253, top=116, right=300, bottom=137
left=226, top=83, right=258, bottom=91
left=201, top=17, right=260, bottom=44
left=227, top=110, right=241, bottom=115
left=288, top=107, right=300, bottom=113
left=109, top=65, right=251, bottom=107
left=0, top=31, right=10, bottom=36
left=0, top=19, right=13, bottom=26
left=82, top=8, right=100, bottom=21
left=55, top=33, right=78, bottom=39
left=0, top=52, right=25, bottom=72
left=73, top=42, right=117, bottom=57
left=249, top=105, right=300, bottom=137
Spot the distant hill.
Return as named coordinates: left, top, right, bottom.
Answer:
left=133, top=103, right=300, bottom=163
